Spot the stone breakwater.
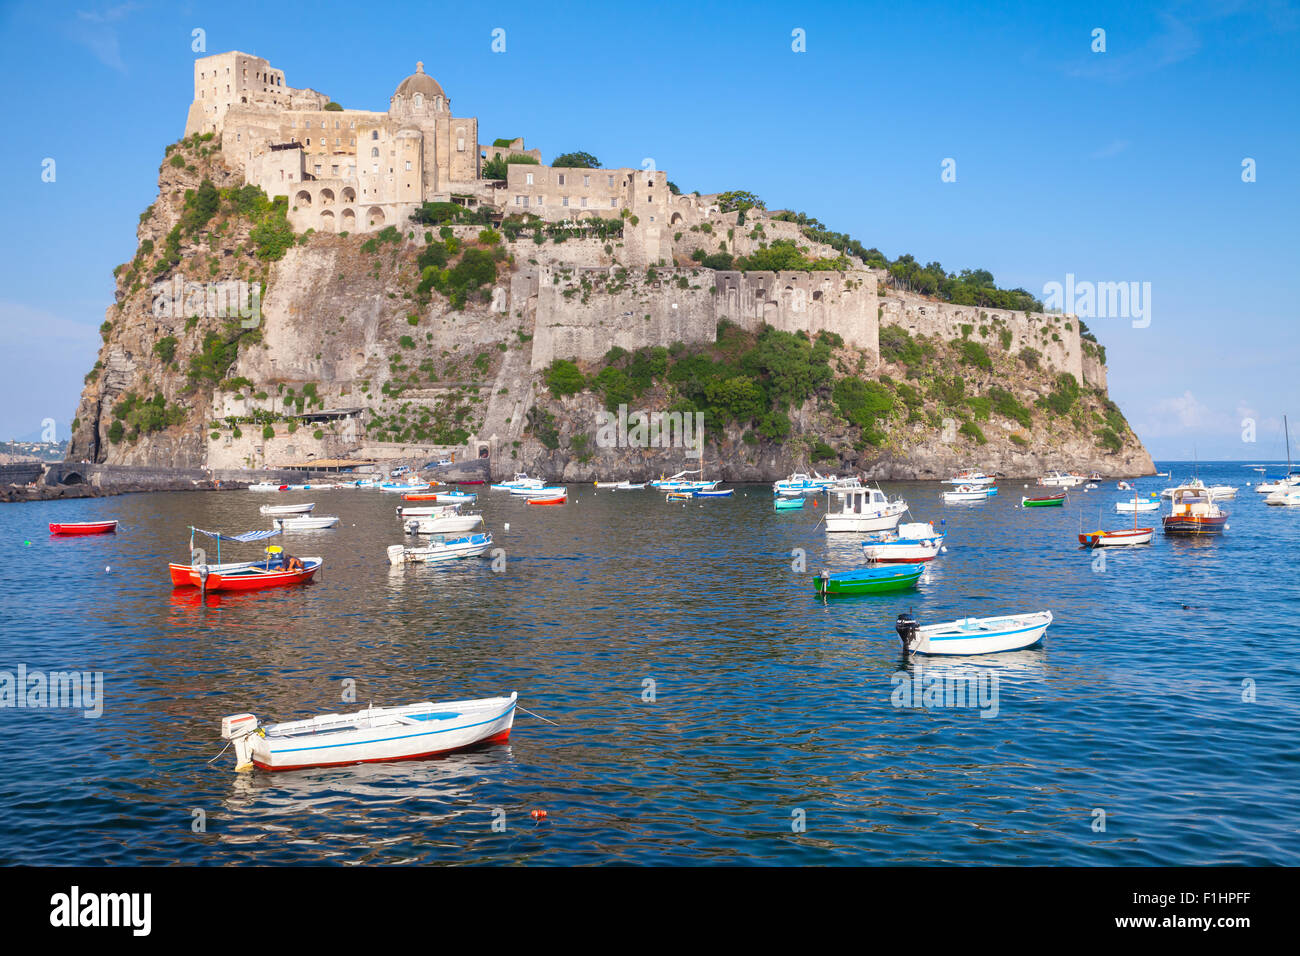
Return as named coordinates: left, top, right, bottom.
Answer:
left=1, top=464, right=326, bottom=504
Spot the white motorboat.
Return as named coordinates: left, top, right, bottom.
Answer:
left=861, top=522, right=946, bottom=563
left=1038, top=471, right=1085, bottom=487
left=221, top=692, right=517, bottom=772
left=1265, top=487, right=1300, bottom=506
left=895, top=610, right=1053, bottom=656
left=387, top=532, right=494, bottom=565
left=511, top=485, right=566, bottom=498
left=248, top=482, right=285, bottom=492
left=396, top=504, right=457, bottom=519
left=259, top=502, right=315, bottom=516
left=404, top=513, right=484, bottom=535
left=614, top=481, right=647, bottom=490
left=491, top=473, right=545, bottom=491
left=1159, top=478, right=1235, bottom=501
left=273, top=515, right=340, bottom=531
left=824, top=486, right=907, bottom=533
left=772, top=471, right=839, bottom=496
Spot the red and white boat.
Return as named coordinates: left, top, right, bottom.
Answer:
left=49, top=520, right=118, bottom=536
left=1163, top=485, right=1228, bottom=536
left=175, top=558, right=322, bottom=591
left=1078, top=526, right=1153, bottom=547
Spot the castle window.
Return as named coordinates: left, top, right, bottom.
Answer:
left=558, top=174, right=565, bottom=186
left=610, top=198, right=617, bottom=208
left=306, top=138, right=311, bottom=146
left=583, top=175, right=590, bottom=187
left=537, top=196, right=543, bottom=205
left=371, top=131, right=379, bottom=140
left=414, top=93, right=423, bottom=108
left=562, top=197, right=569, bottom=207
left=371, top=147, right=379, bottom=157
left=526, top=173, right=534, bottom=185
left=581, top=197, right=587, bottom=208
left=607, top=175, right=615, bottom=187
left=305, top=120, right=311, bottom=129
left=332, top=165, right=339, bottom=176
left=405, top=161, right=412, bottom=171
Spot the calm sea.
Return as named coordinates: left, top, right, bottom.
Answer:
left=1, top=462, right=1297, bottom=865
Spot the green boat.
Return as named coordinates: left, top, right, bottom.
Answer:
left=775, top=496, right=807, bottom=511
left=1021, top=493, right=1066, bottom=508
left=814, top=564, right=924, bottom=596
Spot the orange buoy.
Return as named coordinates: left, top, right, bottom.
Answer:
left=530, top=809, right=548, bottom=820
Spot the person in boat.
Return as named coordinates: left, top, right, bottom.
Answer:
left=265, top=545, right=305, bottom=572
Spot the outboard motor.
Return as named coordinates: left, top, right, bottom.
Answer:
left=896, top=611, right=921, bottom=654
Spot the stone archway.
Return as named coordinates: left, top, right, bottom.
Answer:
left=295, top=189, right=312, bottom=208
left=320, top=209, right=336, bottom=232
left=367, top=206, right=386, bottom=228
left=341, top=208, right=356, bottom=231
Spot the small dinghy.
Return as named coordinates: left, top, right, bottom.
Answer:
left=273, top=515, right=339, bottom=531
left=527, top=494, right=567, bottom=505
left=512, top=485, right=566, bottom=497
left=1116, top=496, right=1160, bottom=513
left=775, top=496, right=807, bottom=511
left=666, top=491, right=693, bottom=502
left=49, top=520, right=118, bottom=536
left=259, top=502, right=315, bottom=516
left=614, top=481, right=647, bottom=490
left=1022, top=493, right=1066, bottom=508
left=396, top=504, right=456, bottom=519
left=387, top=532, right=493, bottom=565
left=221, top=692, right=518, bottom=772
left=943, top=485, right=987, bottom=503
left=896, top=610, right=1053, bottom=656
left=594, top=481, right=621, bottom=488
left=247, top=483, right=285, bottom=492
left=860, top=522, right=945, bottom=563
left=815, top=564, right=924, bottom=596
left=185, top=556, right=322, bottom=592
left=404, top=513, right=484, bottom=535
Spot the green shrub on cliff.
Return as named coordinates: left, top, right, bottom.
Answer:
left=957, top=339, right=992, bottom=370
left=250, top=197, right=295, bottom=261
left=545, top=359, right=585, bottom=397
left=959, top=421, right=987, bottom=444
left=832, top=377, right=894, bottom=444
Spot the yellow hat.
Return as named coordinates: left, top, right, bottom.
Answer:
left=266, top=545, right=283, bottom=554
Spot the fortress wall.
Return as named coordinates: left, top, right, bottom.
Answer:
left=714, top=271, right=878, bottom=355
left=530, top=268, right=716, bottom=369
left=879, top=295, right=1084, bottom=382
left=1081, top=351, right=1107, bottom=390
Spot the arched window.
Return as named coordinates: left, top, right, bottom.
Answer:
left=371, top=147, right=379, bottom=157
left=371, top=131, right=379, bottom=140
left=413, top=93, right=423, bottom=108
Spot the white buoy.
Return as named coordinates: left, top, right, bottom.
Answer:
left=105, top=566, right=111, bottom=573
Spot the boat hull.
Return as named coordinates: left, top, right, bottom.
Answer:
left=1162, top=514, right=1227, bottom=535
left=825, top=510, right=905, bottom=532
left=1078, top=528, right=1153, bottom=547
left=1022, top=495, right=1065, bottom=507
left=185, top=559, right=321, bottom=591
left=911, top=612, right=1053, bottom=655
left=49, top=521, right=118, bottom=536
left=815, top=565, right=924, bottom=596
left=250, top=695, right=517, bottom=771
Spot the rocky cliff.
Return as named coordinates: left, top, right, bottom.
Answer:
left=68, top=133, right=1154, bottom=480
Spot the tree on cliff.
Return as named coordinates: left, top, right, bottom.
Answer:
left=482, top=154, right=540, bottom=179
left=551, top=151, right=601, bottom=169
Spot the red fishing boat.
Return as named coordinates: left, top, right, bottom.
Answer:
left=171, top=527, right=321, bottom=592
left=401, top=493, right=442, bottom=501
left=49, top=520, right=118, bottom=536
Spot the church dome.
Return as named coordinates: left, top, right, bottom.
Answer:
left=394, top=61, right=445, bottom=101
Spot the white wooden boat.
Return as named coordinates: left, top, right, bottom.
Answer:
left=824, top=486, right=907, bottom=532
left=1078, top=526, right=1153, bottom=547
left=942, top=484, right=987, bottom=502
left=773, top=471, right=838, bottom=495
left=273, top=515, right=339, bottom=531
left=861, top=522, right=945, bottom=563
left=248, top=482, right=284, bottom=492
left=259, top=502, right=315, bottom=516
left=396, top=504, right=456, bottom=519
left=593, top=481, right=620, bottom=488
left=221, top=692, right=517, bottom=772
left=1116, top=497, right=1161, bottom=513
left=387, top=532, right=493, bottom=565
left=896, top=610, right=1053, bottom=656
left=614, top=481, right=646, bottom=490
left=404, top=513, right=484, bottom=535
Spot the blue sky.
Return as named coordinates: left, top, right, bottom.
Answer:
left=1, top=0, right=1296, bottom=458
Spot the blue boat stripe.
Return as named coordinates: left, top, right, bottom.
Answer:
left=269, top=702, right=515, bottom=754
left=928, top=622, right=1046, bottom=642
